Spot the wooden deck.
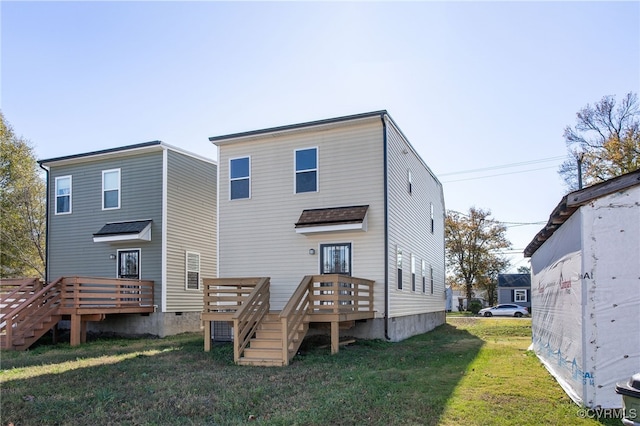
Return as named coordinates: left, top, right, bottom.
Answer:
left=202, top=274, right=375, bottom=366
left=1, top=276, right=154, bottom=350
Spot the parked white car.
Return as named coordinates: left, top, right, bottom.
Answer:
left=478, top=304, right=529, bottom=318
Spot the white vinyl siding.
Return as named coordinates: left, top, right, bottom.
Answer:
left=102, top=169, right=121, bottom=210
left=185, top=251, right=200, bottom=290
left=165, top=150, right=216, bottom=311
left=386, top=118, right=445, bottom=318
left=55, top=175, right=72, bottom=214
left=216, top=118, right=385, bottom=312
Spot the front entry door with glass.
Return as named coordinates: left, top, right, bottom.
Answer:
left=320, top=243, right=352, bottom=306
left=320, top=243, right=351, bottom=275
left=117, top=249, right=140, bottom=279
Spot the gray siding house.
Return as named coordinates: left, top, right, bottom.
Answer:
left=210, top=111, right=446, bottom=342
left=497, top=273, right=531, bottom=309
left=39, top=141, right=217, bottom=337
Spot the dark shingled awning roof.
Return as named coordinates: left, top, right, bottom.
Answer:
left=295, top=205, right=369, bottom=228
left=94, top=220, right=152, bottom=236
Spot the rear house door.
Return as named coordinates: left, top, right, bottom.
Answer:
left=320, top=243, right=352, bottom=306
left=117, top=249, right=140, bottom=279
left=320, top=243, right=351, bottom=275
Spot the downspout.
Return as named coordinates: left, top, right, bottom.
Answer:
left=381, top=114, right=390, bottom=341
left=38, top=162, right=49, bottom=283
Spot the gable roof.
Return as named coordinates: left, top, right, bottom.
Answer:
left=498, top=273, right=531, bottom=288
left=524, top=169, right=640, bottom=257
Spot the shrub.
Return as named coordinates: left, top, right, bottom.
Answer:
left=468, top=300, right=483, bottom=314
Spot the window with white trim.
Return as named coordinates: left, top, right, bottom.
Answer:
left=514, top=289, right=527, bottom=302
left=230, top=157, right=250, bottom=200
left=430, top=203, right=434, bottom=233
left=397, top=247, right=403, bottom=290
left=186, top=251, right=200, bottom=290
left=295, top=147, right=317, bottom=193
left=102, top=169, right=121, bottom=210
left=55, top=175, right=72, bottom=214
left=421, top=259, right=426, bottom=293
left=411, top=254, right=416, bottom=291
left=430, top=266, right=434, bottom=294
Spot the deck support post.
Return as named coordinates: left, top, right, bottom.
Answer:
left=331, top=321, right=339, bottom=354
left=203, top=320, right=211, bottom=352
left=70, top=314, right=82, bottom=346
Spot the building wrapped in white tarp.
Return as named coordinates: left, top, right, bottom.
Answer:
left=525, top=170, right=640, bottom=408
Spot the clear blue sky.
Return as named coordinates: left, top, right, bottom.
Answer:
left=2, top=1, right=639, bottom=271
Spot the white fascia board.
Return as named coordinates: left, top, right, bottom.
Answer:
left=296, top=221, right=367, bottom=235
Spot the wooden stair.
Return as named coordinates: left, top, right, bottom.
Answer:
left=1, top=314, right=62, bottom=351
left=237, top=312, right=308, bottom=367
left=1, top=278, right=62, bottom=351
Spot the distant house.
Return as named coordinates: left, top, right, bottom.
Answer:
left=497, top=273, right=531, bottom=309
left=524, top=169, right=640, bottom=408
left=210, top=111, right=446, bottom=344
left=39, top=141, right=217, bottom=337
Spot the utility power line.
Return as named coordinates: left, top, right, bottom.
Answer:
left=442, top=164, right=559, bottom=183
left=438, top=155, right=566, bottom=177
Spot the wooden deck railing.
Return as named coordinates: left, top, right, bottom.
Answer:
left=58, top=277, right=154, bottom=314
left=1, top=278, right=62, bottom=349
left=201, top=277, right=271, bottom=355
left=279, top=275, right=313, bottom=365
left=1, top=278, right=44, bottom=315
left=308, top=274, right=374, bottom=315
left=1, top=276, right=154, bottom=349
left=231, top=277, right=270, bottom=363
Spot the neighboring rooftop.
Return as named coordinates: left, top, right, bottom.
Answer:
left=498, top=273, right=531, bottom=288
left=524, top=169, right=640, bottom=257
left=39, top=140, right=215, bottom=166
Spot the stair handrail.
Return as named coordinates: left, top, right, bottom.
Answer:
left=279, top=275, right=313, bottom=365
left=231, top=277, right=270, bottom=363
left=1, top=278, right=43, bottom=313
left=1, top=277, right=63, bottom=349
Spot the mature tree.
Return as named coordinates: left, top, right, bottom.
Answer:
left=0, top=112, right=46, bottom=279
left=475, top=256, right=510, bottom=307
left=517, top=265, right=531, bottom=274
left=559, top=92, right=640, bottom=190
left=445, top=207, right=511, bottom=307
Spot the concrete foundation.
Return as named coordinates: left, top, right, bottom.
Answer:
left=323, top=311, right=446, bottom=342
left=59, top=311, right=203, bottom=338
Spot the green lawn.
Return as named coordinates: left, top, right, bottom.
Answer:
left=0, top=318, right=621, bottom=425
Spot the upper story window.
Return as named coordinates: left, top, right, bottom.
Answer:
left=55, top=176, right=72, bottom=214
left=230, top=157, right=250, bottom=200
left=102, top=169, right=120, bottom=210
left=295, top=147, right=317, bottom=193
left=430, top=203, right=434, bottom=233
left=408, top=170, right=413, bottom=195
